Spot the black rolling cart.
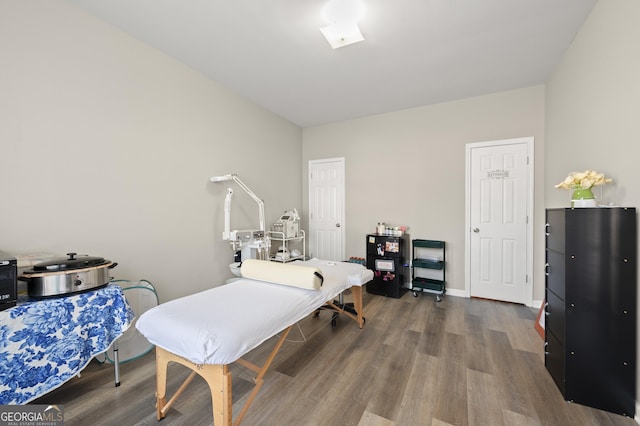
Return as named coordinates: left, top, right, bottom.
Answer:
left=411, top=239, right=445, bottom=301
left=365, top=233, right=408, bottom=298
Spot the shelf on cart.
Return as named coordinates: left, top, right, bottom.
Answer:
left=412, top=258, right=444, bottom=270
left=412, top=277, right=445, bottom=291
left=412, top=239, right=445, bottom=249
left=269, top=255, right=304, bottom=263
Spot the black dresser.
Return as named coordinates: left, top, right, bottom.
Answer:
left=545, top=208, right=636, bottom=417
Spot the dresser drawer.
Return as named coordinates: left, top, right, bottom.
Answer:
left=545, top=249, right=565, bottom=301
left=545, top=330, right=565, bottom=396
left=545, top=289, right=565, bottom=345
left=546, top=209, right=565, bottom=254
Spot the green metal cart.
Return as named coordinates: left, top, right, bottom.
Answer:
left=411, top=239, right=446, bottom=301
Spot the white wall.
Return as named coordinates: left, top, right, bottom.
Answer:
left=546, top=0, right=640, bottom=208
left=302, top=86, right=546, bottom=300
left=545, top=0, right=640, bottom=414
left=0, top=1, right=302, bottom=302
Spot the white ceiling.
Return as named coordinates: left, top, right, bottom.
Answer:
left=68, top=0, right=597, bottom=128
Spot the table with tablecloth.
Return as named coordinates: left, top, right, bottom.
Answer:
left=0, top=284, right=134, bottom=405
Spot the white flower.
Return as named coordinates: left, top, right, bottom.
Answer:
left=554, top=170, right=612, bottom=190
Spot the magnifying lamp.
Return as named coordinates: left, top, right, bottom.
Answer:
left=210, top=174, right=266, bottom=234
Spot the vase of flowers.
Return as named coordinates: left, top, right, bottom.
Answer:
left=555, top=170, right=612, bottom=208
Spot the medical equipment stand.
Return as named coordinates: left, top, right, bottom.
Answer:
left=314, top=292, right=364, bottom=328
left=314, top=274, right=363, bottom=327
left=210, top=174, right=271, bottom=261
left=268, top=230, right=305, bottom=262
left=331, top=292, right=359, bottom=327
left=113, top=340, right=120, bottom=386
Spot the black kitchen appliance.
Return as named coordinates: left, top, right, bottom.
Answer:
left=0, top=251, right=17, bottom=311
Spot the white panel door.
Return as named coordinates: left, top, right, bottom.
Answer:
left=469, top=140, right=529, bottom=304
left=308, top=158, right=345, bottom=261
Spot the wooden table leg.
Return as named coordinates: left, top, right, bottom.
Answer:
left=154, top=347, right=232, bottom=425
left=155, top=348, right=169, bottom=420
left=351, top=286, right=365, bottom=328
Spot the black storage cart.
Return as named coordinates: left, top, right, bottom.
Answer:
left=411, top=239, right=445, bottom=301
left=366, top=233, right=408, bottom=298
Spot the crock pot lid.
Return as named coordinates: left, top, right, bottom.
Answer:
left=32, top=252, right=108, bottom=271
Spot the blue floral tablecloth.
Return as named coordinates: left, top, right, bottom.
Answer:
left=0, top=284, right=134, bottom=405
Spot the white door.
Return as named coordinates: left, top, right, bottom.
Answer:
left=308, top=158, right=345, bottom=261
left=466, top=138, right=532, bottom=304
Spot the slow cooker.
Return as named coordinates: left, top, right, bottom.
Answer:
left=19, top=252, right=117, bottom=298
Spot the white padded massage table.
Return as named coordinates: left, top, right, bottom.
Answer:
left=136, top=258, right=373, bottom=425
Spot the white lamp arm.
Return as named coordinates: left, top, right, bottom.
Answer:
left=211, top=174, right=265, bottom=232
left=231, top=175, right=265, bottom=232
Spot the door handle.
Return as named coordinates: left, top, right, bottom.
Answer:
left=336, top=223, right=341, bottom=228
left=473, top=228, right=479, bottom=233
left=545, top=263, right=550, bottom=276
left=545, top=223, right=550, bottom=236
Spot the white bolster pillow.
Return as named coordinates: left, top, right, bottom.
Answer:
left=240, top=259, right=324, bottom=290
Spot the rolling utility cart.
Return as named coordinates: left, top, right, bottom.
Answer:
left=268, top=230, right=305, bottom=262
left=411, top=239, right=445, bottom=301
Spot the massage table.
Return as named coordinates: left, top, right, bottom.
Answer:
left=136, top=258, right=373, bottom=425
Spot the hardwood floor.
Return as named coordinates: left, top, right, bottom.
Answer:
left=33, top=291, right=638, bottom=426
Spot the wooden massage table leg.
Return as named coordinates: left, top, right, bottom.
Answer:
left=233, top=325, right=292, bottom=425
left=153, top=325, right=293, bottom=426
left=320, top=285, right=366, bottom=329
left=351, top=285, right=365, bottom=328
left=155, top=346, right=232, bottom=425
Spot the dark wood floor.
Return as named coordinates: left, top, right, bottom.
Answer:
left=34, top=291, right=638, bottom=426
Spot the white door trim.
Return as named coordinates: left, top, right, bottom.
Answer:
left=464, top=137, right=535, bottom=307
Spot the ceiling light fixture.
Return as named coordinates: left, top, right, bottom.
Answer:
left=320, top=0, right=365, bottom=49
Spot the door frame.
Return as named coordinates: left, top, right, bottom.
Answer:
left=464, top=137, right=535, bottom=306
left=308, top=157, right=346, bottom=261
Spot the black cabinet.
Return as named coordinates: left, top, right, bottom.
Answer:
left=545, top=208, right=636, bottom=417
left=366, top=234, right=408, bottom=298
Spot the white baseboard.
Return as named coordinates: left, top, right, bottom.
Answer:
left=443, top=288, right=466, bottom=298
left=407, top=288, right=540, bottom=303
left=403, top=286, right=466, bottom=299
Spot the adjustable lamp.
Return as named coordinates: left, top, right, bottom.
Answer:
left=209, top=174, right=266, bottom=237
left=209, top=175, right=233, bottom=183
